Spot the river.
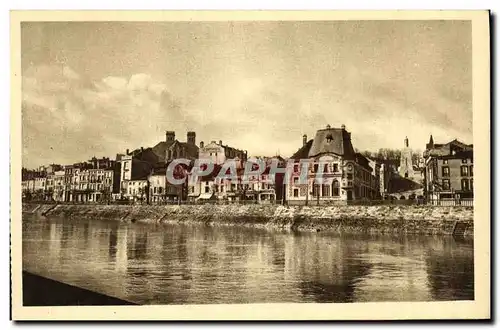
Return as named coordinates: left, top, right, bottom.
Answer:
left=22, top=214, right=474, bottom=304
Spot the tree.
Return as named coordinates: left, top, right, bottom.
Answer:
left=23, top=190, right=32, bottom=201
left=120, top=186, right=127, bottom=200
left=137, top=186, right=147, bottom=204
left=34, top=189, right=44, bottom=201
left=99, top=187, right=112, bottom=204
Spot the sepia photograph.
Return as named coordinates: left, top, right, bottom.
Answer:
left=10, top=10, right=490, bottom=321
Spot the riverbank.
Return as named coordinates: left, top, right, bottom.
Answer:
left=23, top=271, right=137, bottom=306
left=22, top=203, right=474, bottom=237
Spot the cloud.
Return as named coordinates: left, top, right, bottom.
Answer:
left=21, top=21, right=473, bottom=168
left=22, top=65, right=193, bottom=168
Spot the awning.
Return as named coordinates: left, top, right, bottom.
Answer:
left=197, top=192, right=214, bottom=200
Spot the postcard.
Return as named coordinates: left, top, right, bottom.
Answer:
left=10, top=10, right=490, bottom=321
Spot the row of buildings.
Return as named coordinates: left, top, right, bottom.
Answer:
left=22, top=125, right=474, bottom=205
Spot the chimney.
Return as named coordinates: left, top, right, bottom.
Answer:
left=303, top=134, right=307, bottom=146
left=341, top=124, right=346, bottom=130
left=126, top=148, right=129, bottom=155
left=141, top=146, right=144, bottom=153
left=326, top=124, right=331, bottom=129
left=404, top=136, right=409, bottom=148
left=187, top=131, right=196, bottom=145
left=166, top=131, right=175, bottom=143
left=200, top=141, right=204, bottom=148
left=219, top=140, right=223, bottom=145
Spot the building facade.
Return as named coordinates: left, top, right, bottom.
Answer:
left=286, top=125, right=378, bottom=205
left=198, top=139, right=247, bottom=168
left=399, top=136, right=415, bottom=179
left=423, top=136, right=474, bottom=203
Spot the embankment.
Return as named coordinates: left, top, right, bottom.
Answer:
left=23, top=271, right=137, bottom=306
left=23, top=203, right=474, bottom=236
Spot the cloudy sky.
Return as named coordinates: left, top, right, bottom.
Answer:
left=21, top=20, right=472, bottom=168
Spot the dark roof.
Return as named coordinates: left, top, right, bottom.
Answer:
left=130, top=159, right=154, bottom=180
left=355, top=153, right=372, bottom=171
left=152, top=140, right=175, bottom=162
left=439, top=150, right=473, bottom=160
left=308, top=128, right=356, bottom=158
left=165, top=140, right=199, bottom=160
left=178, top=142, right=199, bottom=159
left=130, top=147, right=162, bottom=164
left=424, top=138, right=473, bottom=158
left=150, top=166, right=167, bottom=176
left=290, top=139, right=314, bottom=160
left=222, top=144, right=246, bottom=159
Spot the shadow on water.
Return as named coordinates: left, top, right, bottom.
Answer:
left=299, top=262, right=373, bottom=303
left=108, top=229, right=117, bottom=261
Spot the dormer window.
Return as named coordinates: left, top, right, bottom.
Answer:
left=326, top=134, right=333, bottom=143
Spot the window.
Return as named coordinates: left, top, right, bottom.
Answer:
left=313, top=164, right=319, bottom=173
left=293, top=189, right=299, bottom=197
left=443, top=159, right=448, bottom=165
left=442, top=179, right=450, bottom=190
left=470, top=179, right=473, bottom=191
left=462, top=158, right=468, bottom=164
left=333, top=163, right=339, bottom=172
left=442, top=166, right=450, bottom=177
left=470, top=165, right=473, bottom=176
left=461, top=165, right=469, bottom=176
left=205, top=186, right=210, bottom=193
left=293, top=177, right=299, bottom=185
left=312, top=184, right=319, bottom=197
left=347, top=173, right=353, bottom=180
left=322, top=185, right=330, bottom=197
left=293, top=164, right=299, bottom=173
left=461, top=179, right=470, bottom=191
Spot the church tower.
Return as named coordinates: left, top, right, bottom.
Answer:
left=399, top=136, right=415, bottom=179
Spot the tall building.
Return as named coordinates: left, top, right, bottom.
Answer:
left=399, top=136, right=415, bottom=179
left=423, top=136, right=474, bottom=203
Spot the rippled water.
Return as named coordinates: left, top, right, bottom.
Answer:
left=22, top=215, right=474, bottom=304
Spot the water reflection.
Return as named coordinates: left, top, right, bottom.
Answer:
left=22, top=215, right=474, bottom=305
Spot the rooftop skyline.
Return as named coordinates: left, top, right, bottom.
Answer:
left=21, top=20, right=472, bottom=168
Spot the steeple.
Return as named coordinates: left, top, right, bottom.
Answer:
left=426, top=134, right=434, bottom=150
